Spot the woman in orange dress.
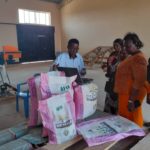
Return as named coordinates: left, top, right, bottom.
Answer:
left=114, top=33, right=147, bottom=127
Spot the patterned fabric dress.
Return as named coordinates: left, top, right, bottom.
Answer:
left=103, top=51, right=120, bottom=114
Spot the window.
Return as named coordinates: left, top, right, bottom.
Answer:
left=18, top=9, right=51, bottom=26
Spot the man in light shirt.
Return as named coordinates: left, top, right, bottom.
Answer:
left=54, top=39, right=86, bottom=75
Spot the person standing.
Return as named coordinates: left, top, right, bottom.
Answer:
left=114, top=33, right=147, bottom=127
left=104, top=38, right=124, bottom=114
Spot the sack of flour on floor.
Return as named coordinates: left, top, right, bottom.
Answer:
left=28, top=71, right=65, bottom=127
left=38, top=92, right=76, bottom=144
left=77, top=115, right=145, bottom=147
left=74, top=83, right=98, bottom=120
left=40, top=73, right=76, bottom=99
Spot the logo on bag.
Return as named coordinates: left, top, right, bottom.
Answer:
left=86, top=84, right=98, bottom=101
left=86, top=92, right=97, bottom=101
left=60, top=85, right=70, bottom=92
left=55, top=105, right=72, bottom=128
left=56, top=120, right=72, bottom=128
left=56, top=106, right=63, bottom=111
left=64, top=129, right=69, bottom=136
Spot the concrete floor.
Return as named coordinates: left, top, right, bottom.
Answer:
left=0, top=62, right=150, bottom=130
left=0, top=96, right=26, bottom=130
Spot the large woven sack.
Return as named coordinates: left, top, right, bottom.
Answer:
left=38, top=92, right=76, bottom=144
left=0, top=139, right=32, bottom=150
left=74, top=83, right=98, bottom=120
left=0, top=123, right=28, bottom=146
left=77, top=116, right=145, bottom=147
left=0, top=130, right=15, bottom=146
left=28, top=71, right=65, bottom=127
left=40, top=73, right=76, bottom=100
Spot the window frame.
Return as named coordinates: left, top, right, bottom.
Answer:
left=18, top=8, right=51, bottom=26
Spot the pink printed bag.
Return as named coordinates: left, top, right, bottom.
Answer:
left=28, top=71, right=65, bottom=127
left=74, top=83, right=98, bottom=120
left=40, top=73, right=77, bottom=100
left=38, top=92, right=76, bottom=144
left=28, top=76, right=40, bottom=127
left=77, top=116, right=145, bottom=147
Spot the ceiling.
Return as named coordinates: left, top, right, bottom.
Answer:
left=40, top=0, right=63, bottom=4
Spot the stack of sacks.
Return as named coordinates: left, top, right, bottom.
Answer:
left=74, top=83, right=98, bottom=120
left=0, top=139, right=32, bottom=150
left=28, top=70, right=98, bottom=144
left=0, top=130, right=15, bottom=146
left=0, top=123, right=29, bottom=148
left=27, top=71, right=65, bottom=127
left=39, top=73, right=76, bottom=144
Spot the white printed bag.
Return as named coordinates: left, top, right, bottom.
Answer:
left=74, top=83, right=98, bottom=120
left=38, top=92, right=76, bottom=144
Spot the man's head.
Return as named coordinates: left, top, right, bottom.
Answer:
left=67, top=38, right=79, bottom=58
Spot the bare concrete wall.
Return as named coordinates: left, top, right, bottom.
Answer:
left=60, top=0, right=150, bottom=58
left=0, top=0, right=61, bottom=52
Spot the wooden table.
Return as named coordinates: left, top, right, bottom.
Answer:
left=39, top=110, right=147, bottom=150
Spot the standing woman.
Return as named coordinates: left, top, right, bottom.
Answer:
left=104, top=38, right=124, bottom=114
left=114, top=33, right=147, bottom=127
